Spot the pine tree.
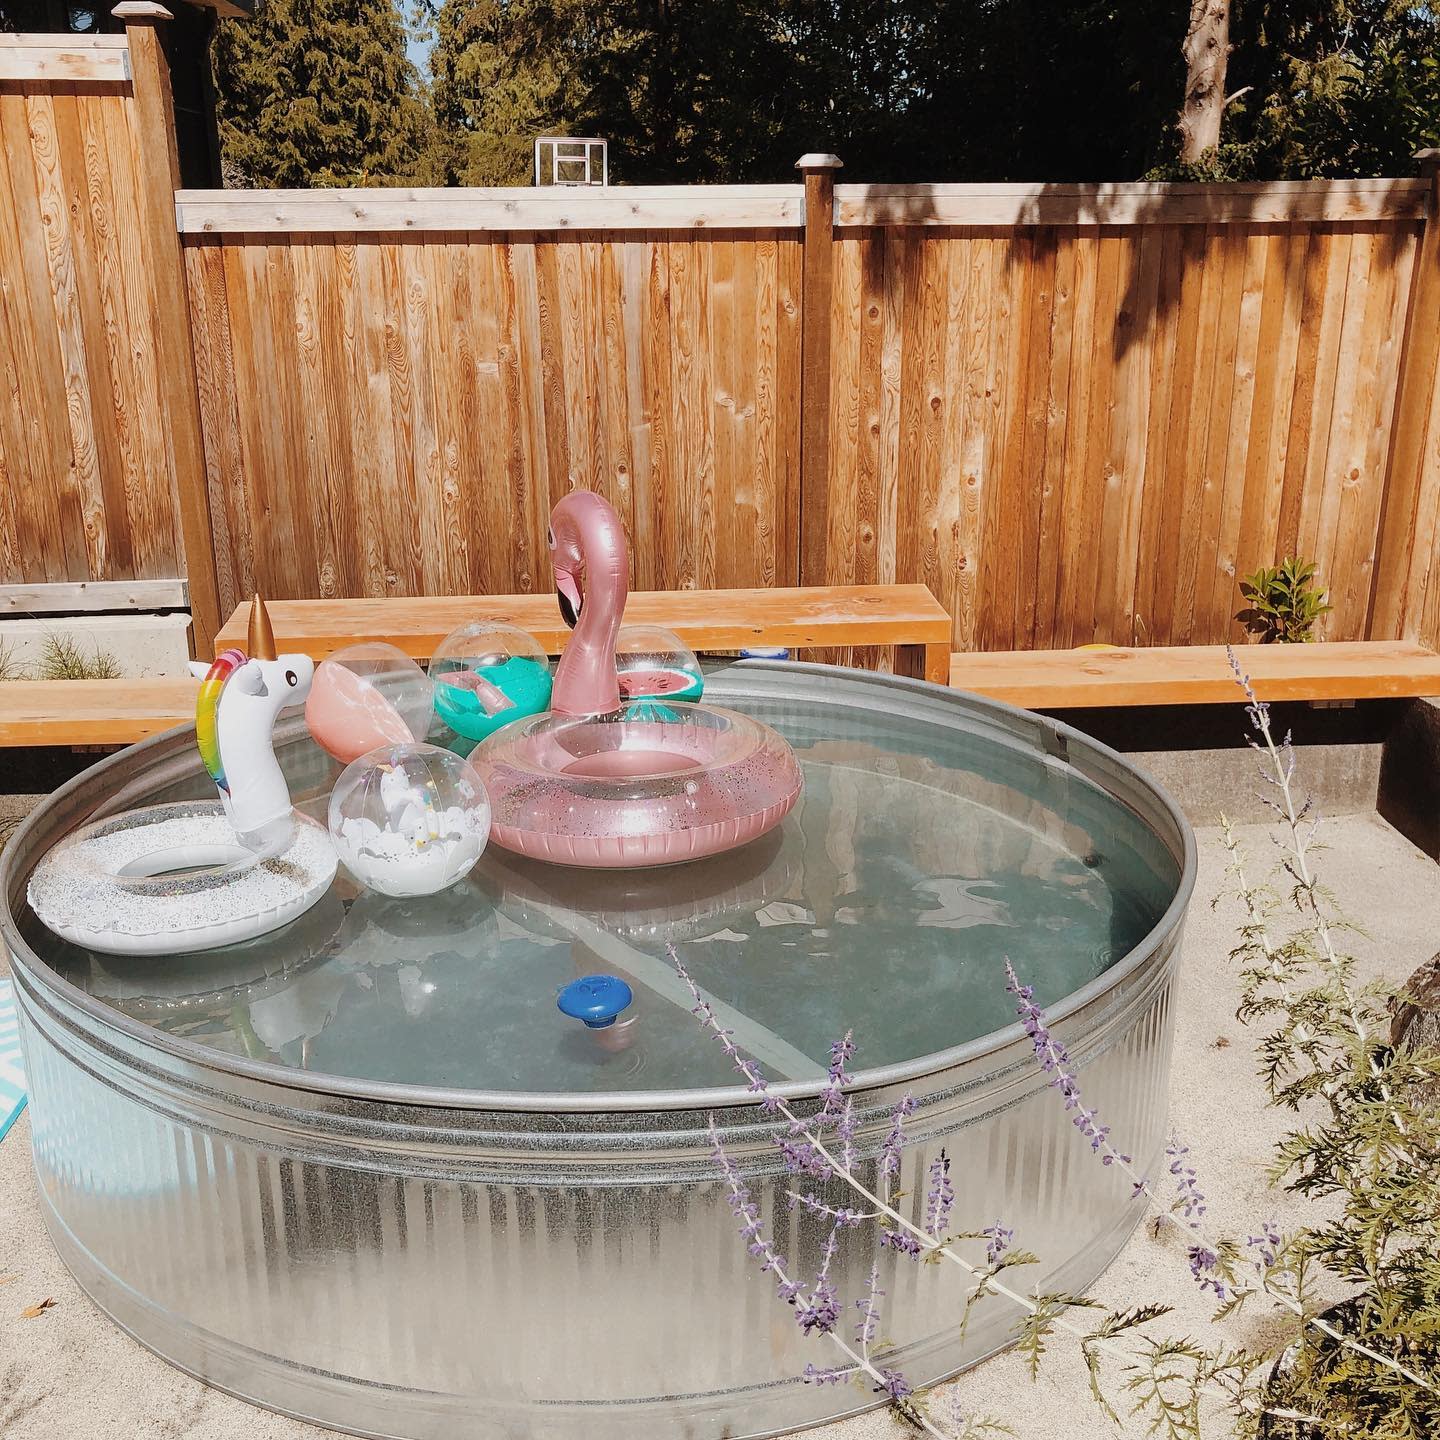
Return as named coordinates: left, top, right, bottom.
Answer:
left=213, top=0, right=427, bottom=187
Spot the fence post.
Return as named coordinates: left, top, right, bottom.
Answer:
left=796, top=153, right=842, bottom=588
left=113, top=2, right=222, bottom=656
left=1369, top=148, right=1440, bottom=641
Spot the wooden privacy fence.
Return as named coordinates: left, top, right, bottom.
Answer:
left=3, top=11, right=1440, bottom=659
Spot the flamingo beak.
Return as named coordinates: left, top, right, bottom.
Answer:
left=555, top=571, right=582, bottom=629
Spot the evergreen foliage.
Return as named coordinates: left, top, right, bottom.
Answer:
left=421, top=0, right=1439, bottom=185
left=212, top=0, right=427, bottom=187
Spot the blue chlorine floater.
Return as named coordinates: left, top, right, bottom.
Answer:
left=557, top=974, right=633, bottom=1029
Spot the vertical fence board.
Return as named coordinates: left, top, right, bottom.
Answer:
left=0, top=50, right=1433, bottom=655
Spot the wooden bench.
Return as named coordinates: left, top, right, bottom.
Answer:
left=213, top=584, right=955, bottom=684
left=950, top=641, right=1440, bottom=708
left=0, top=584, right=952, bottom=747
left=0, top=677, right=199, bottom=747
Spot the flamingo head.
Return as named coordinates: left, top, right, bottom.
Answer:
left=548, top=491, right=628, bottom=630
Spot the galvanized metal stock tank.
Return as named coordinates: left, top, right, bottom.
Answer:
left=0, top=665, right=1195, bottom=1439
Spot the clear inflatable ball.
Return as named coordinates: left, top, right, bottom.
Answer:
left=328, top=742, right=491, bottom=898
left=615, top=625, right=703, bottom=718
left=306, top=642, right=434, bottom=763
left=429, top=621, right=552, bottom=742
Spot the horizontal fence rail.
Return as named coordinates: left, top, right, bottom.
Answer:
left=833, top=179, right=1431, bottom=227
left=3, top=19, right=1440, bottom=663
left=0, top=33, right=130, bottom=83
left=175, top=185, right=806, bottom=233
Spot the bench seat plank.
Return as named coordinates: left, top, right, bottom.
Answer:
left=0, top=677, right=198, bottom=747
left=214, top=585, right=955, bottom=683
left=950, top=641, right=1440, bottom=708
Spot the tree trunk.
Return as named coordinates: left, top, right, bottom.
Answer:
left=1178, top=0, right=1230, bottom=163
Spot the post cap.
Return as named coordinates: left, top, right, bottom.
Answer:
left=795, top=153, right=844, bottom=172
left=112, top=3, right=175, bottom=21
left=1416, top=148, right=1440, bottom=169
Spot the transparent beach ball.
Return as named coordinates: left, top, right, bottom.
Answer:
left=306, top=642, right=435, bottom=763
left=328, top=742, right=491, bottom=898
left=615, top=625, right=704, bottom=716
left=429, top=621, right=553, bottom=743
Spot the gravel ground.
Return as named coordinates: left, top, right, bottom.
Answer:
left=2, top=810, right=1436, bottom=1440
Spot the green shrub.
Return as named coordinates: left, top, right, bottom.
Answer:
left=1236, top=558, right=1332, bottom=643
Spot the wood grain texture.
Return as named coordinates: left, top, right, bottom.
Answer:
left=176, top=186, right=805, bottom=233
left=187, top=230, right=805, bottom=613
left=0, top=45, right=187, bottom=592
left=0, top=675, right=196, bottom=745
left=948, top=639, right=1440, bottom=707
left=835, top=179, right=1429, bottom=226
left=824, top=220, right=1426, bottom=651
left=212, top=584, right=952, bottom=660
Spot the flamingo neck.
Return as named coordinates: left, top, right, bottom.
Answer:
left=552, top=495, right=628, bottom=717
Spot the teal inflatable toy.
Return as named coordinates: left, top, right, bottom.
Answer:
left=434, top=656, right=553, bottom=742
left=429, top=622, right=553, bottom=744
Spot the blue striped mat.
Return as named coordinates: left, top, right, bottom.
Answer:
left=0, top=977, right=26, bottom=1142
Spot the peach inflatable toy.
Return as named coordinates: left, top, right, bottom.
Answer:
left=306, top=643, right=435, bottom=764
left=469, top=491, right=803, bottom=868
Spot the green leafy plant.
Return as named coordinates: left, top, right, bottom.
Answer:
left=35, top=632, right=123, bottom=681
left=1236, top=558, right=1332, bottom=643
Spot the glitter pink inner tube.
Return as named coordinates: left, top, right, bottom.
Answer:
left=470, top=490, right=803, bottom=867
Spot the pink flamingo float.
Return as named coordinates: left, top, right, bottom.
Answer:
left=469, top=491, right=803, bottom=867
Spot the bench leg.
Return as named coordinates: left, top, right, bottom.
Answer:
left=896, top=644, right=951, bottom=686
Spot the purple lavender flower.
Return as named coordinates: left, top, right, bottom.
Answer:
left=786, top=1191, right=871, bottom=1227
left=879, top=1094, right=918, bottom=1179
left=672, top=948, right=775, bottom=1101
left=855, top=1265, right=884, bottom=1346
left=1005, top=961, right=1132, bottom=1166
left=876, top=1367, right=913, bottom=1401
left=829, top=1031, right=856, bottom=1085
left=1246, top=1220, right=1282, bottom=1268
left=880, top=1227, right=923, bottom=1258
left=707, top=1117, right=795, bottom=1301
left=982, top=1221, right=1013, bottom=1266
left=796, top=1275, right=841, bottom=1335
left=924, top=1150, right=955, bottom=1238
left=1187, top=1243, right=1227, bottom=1300
left=1167, top=1138, right=1207, bottom=1226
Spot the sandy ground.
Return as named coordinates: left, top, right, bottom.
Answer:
left=2, top=810, right=1436, bottom=1440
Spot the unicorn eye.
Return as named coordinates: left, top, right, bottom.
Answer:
left=285, top=669, right=298, bottom=687
left=547, top=527, right=555, bottom=547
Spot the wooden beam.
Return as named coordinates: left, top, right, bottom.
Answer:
left=213, top=584, right=954, bottom=661
left=1, top=579, right=188, bottom=614
left=0, top=37, right=130, bottom=83
left=0, top=677, right=196, bottom=746
left=949, top=641, right=1440, bottom=708
left=834, top=178, right=1429, bottom=228
left=1370, top=151, right=1440, bottom=641
left=114, top=3, right=222, bottom=657
left=175, top=185, right=805, bottom=234
left=797, top=153, right=842, bottom=588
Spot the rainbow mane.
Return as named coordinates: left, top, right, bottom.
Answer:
left=196, top=648, right=246, bottom=794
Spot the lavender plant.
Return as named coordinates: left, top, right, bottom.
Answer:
left=672, top=649, right=1440, bottom=1438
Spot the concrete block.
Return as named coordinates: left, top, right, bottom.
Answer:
left=0, top=613, right=193, bottom=677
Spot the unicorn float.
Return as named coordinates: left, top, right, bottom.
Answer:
left=27, top=597, right=336, bottom=957
left=469, top=490, right=804, bottom=867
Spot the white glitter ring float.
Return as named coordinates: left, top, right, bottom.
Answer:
left=26, top=802, right=337, bottom=957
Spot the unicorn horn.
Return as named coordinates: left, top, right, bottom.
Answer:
left=247, top=594, right=277, bottom=661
